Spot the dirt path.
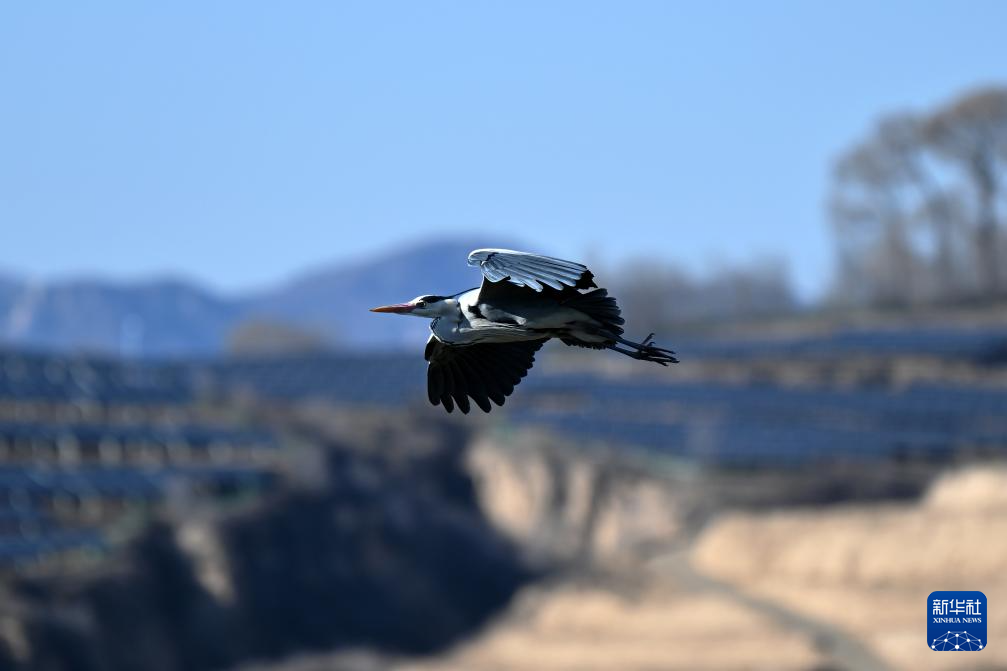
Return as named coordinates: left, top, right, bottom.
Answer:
left=647, top=548, right=891, bottom=671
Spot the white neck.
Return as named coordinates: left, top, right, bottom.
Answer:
left=434, top=298, right=461, bottom=317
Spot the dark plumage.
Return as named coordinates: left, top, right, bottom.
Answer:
left=370, top=248, right=677, bottom=414
left=425, top=338, right=544, bottom=413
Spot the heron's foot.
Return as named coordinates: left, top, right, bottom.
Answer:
left=632, top=344, right=678, bottom=366
left=608, top=332, right=679, bottom=366
left=640, top=332, right=662, bottom=350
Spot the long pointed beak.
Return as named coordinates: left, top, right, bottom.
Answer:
left=370, top=303, right=415, bottom=314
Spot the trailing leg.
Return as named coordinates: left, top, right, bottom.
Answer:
left=605, top=331, right=678, bottom=365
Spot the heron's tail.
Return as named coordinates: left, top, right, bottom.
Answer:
left=562, top=288, right=625, bottom=336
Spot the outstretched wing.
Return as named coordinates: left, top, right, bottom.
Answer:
left=425, top=336, right=546, bottom=414
left=468, top=249, right=597, bottom=300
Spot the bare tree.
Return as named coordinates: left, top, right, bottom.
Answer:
left=614, top=258, right=795, bottom=332
left=924, top=88, right=1007, bottom=296
left=830, top=87, right=1007, bottom=306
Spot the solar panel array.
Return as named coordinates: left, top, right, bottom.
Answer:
left=0, top=350, right=281, bottom=570
left=211, top=353, right=425, bottom=404
left=0, top=350, right=193, bottom=404
left=0, top=528, right=106, bottom=564
left=204, top=327, right=1007, bottom=466
left=0, top=421, right=277, bottom=448
left=2, top=324, right=1006, bottom=568
left=510, top=378, right=1007, bottom=465
left=673, top=326, right=1007, bottom=361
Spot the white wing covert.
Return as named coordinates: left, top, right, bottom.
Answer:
left=467, top=248, right=594, bottom=292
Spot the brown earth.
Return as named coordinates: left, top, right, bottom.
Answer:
left=240, top=448, right=1007, bottom=671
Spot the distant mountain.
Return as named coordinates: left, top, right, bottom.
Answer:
left=0, top=277, right=242, bottom=357
left=248, top=238, right=514, bottom=349
left=0, top=238, right=523, bottom=356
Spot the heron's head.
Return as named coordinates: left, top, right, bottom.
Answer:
left=370, top=295, right=452, bottom=318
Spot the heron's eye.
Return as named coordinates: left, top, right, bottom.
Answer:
left=416, top=301, right=427, bottom=308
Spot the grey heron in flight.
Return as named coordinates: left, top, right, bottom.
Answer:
left=371, top=249, right=677, bottom=413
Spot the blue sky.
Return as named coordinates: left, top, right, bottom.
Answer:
left=2, top=2, right=1005, bottom=299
